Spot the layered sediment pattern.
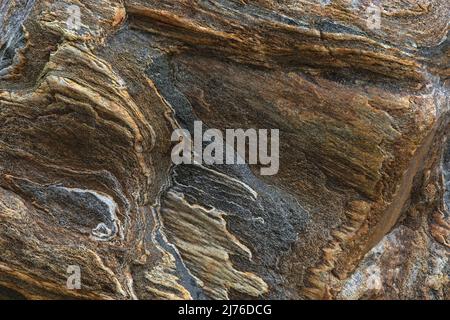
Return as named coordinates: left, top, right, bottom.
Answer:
left=0, top=0, right=448, bottom=299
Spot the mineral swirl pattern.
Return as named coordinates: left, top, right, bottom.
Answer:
left=0, top=0, right=448, bottom=299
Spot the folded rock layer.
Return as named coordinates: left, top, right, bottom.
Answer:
left=0, top=0, right=448, bottom=299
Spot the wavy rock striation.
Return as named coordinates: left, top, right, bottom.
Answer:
left=0, top=0, right=448, bottom=299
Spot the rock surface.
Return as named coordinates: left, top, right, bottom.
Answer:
left=0, top=0, right=448, bottom=299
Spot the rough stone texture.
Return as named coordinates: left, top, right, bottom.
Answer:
left=0, top=0, right=448, bottom=300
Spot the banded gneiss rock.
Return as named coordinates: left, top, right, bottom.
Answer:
left=0, top=0, right=448, bottom=299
